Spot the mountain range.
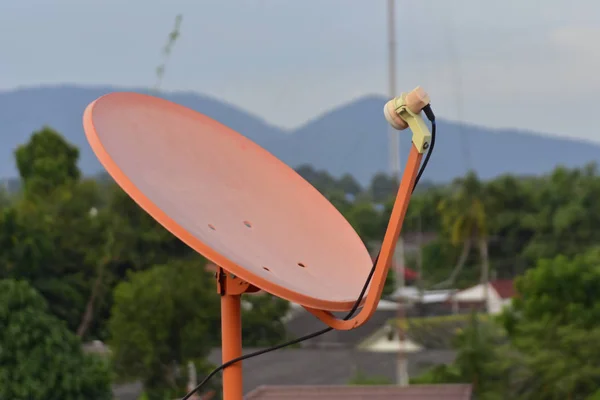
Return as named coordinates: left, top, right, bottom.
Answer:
left=2, top=84, right=600, bottom=186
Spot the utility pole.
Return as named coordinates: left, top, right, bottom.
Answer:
left=388, top=0, right=409, bottom=387
left=388, top=0, right=400, bottom=179
left=186, top=361, right=200, bottom=400
left=417, top=214, right=424, bottom=316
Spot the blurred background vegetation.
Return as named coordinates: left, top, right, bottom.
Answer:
left=3, top=125, right=600, bottom=399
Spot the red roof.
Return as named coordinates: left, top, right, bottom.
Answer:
left=401, top=267, right=419, bottom=280
left=490, top=279, right=516, bottom=299
left=245, top=384, right=473, bottom=400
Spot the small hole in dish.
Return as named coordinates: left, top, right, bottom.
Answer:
left=263, top=267, right=270, bottom=272
left=243, top=220, right=252, bottom=228
left=297, top=262, right=306, bottom=268
left=208, top=224, right=216, bottom=230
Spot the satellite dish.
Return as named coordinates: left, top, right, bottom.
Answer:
left=83, top=87, right=433, bottom=400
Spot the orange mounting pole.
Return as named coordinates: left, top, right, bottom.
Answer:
left=304, top=144, right=423, bottom=330
left=216, top=268, right=260, bottom=400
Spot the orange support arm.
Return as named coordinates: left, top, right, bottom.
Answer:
left=303, top=145, right=422, bottom=330
left=302, top=86, right=432, bottom=331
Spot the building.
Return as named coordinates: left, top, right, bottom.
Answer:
left=356, top=313, right=476, bottom=353
left=245, top=384, right=473, bottom=399
left=449, top=279, right=516, bottom=314
left=285, top=299, right=399, bottom=348
left=388, top=286, right=456, bottom=316
left=207, top=347, right=458, bottom=393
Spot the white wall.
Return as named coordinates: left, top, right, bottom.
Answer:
left=451, top=283, right=512, bottom=315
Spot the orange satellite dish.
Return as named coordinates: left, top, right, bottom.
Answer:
left=83, top=87, right=434, bottom=400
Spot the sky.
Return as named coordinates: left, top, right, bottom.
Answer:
left=1, top=0, right=599, bottom=141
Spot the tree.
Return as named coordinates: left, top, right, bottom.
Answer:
left=326, top=190, right=353, bottom=216
left=0, top=185, right=10, bottom=209
left=435, top=172, right=490, bottom=301
left=0, top=279, right=111, bottom=400
left=511, top=248, right=600, bottom=328
left=77, top=184, right=202, bottom=340
left=345, top=201, right=383, bottom=248
left=451, top=313, right=512, bottom=398
left=0, top=127, right=113, bottom=338
left=295, top=165, right=340, bottom=195
left=520, top=164, right=600, bottom=264
left=108, top=260, right=221, bottom=399
left=338, top=173, right=362, bottom=196
left=369, top=172, right=398, bottom=203
left=500, top=248, right=600, bottom=399
left=105, top=185, right=196, bottom=274
left=412, top=313, right=513, bottom=399
left=14, top=126, right=81, bottom=195
left=0, top=179, right=107, bottom=336
left=242, top=294, right=290, bottom=346
left=383, top=269, right=396, bottom=297
left=484, top=175, right=536, bottom=278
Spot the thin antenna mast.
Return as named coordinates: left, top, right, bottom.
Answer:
left=387, top=0, right=409, bottom=387
left=388, top=0, right=400, bottom=178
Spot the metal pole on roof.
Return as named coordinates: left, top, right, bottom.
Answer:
left=186, top=361, right=200, bottom=400
left=417, top=214, right=424, bottom=315
left=387, top=0, right=409, bottom=387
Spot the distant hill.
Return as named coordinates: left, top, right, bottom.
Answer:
left=2, top=84, right=600, bottom=186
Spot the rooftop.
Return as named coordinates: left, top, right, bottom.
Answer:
left=285, top=306, right=399, bottom=348
left=207, top=347, right=457, bottom=393
left=389, top=287, right=455, bottom=303
left=490, top=279, right=516, bottom=299
left=245, top=384, right=473, bottom=399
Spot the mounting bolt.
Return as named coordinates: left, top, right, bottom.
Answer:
left=423, top=142, right=430, bottom=150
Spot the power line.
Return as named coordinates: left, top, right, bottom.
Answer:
left=443, top=4, right=472, bottom=173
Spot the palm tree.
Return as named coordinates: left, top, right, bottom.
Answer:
left=433, top=171, right=490, bottom=311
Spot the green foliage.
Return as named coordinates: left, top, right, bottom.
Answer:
left=511, top=248, right=600, bottom=328
left=1, top=127, right=297, bottom=397
left=0, top=185, right=10, bottom=208
left=242, top=294, right=291, bottom=346
left=14, top=126, right=81, bottom=195
left=520, top=164, right=600, bottom=263
left=438, top=170, right=488, bottom=245
left=396, top=314, right=489, bottom=350
left=10, top=124, right=600, bottom=399
left=296, top=165, right=348, bottom=196
left=108, top=259, right=290, bottom=398
left=369, top=172, right=398, bottom=203
left=411, top=313, right=513, bottom=399
left=411, top=363, right=462, bottom=385
left=0, top=139, right=107, bottom=334
left=382, top=269, right=396, bottom=296
left=417, top=249, right=600, bottom=399
left=0, top=279, right=111, bottom=400
left=338, top=173, right=362, bottom=196
left=108, top=260, right=220, bottom=399
left=345, top=200, right=382, bottom=245
left=501, top=248, right=600, bottom=399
